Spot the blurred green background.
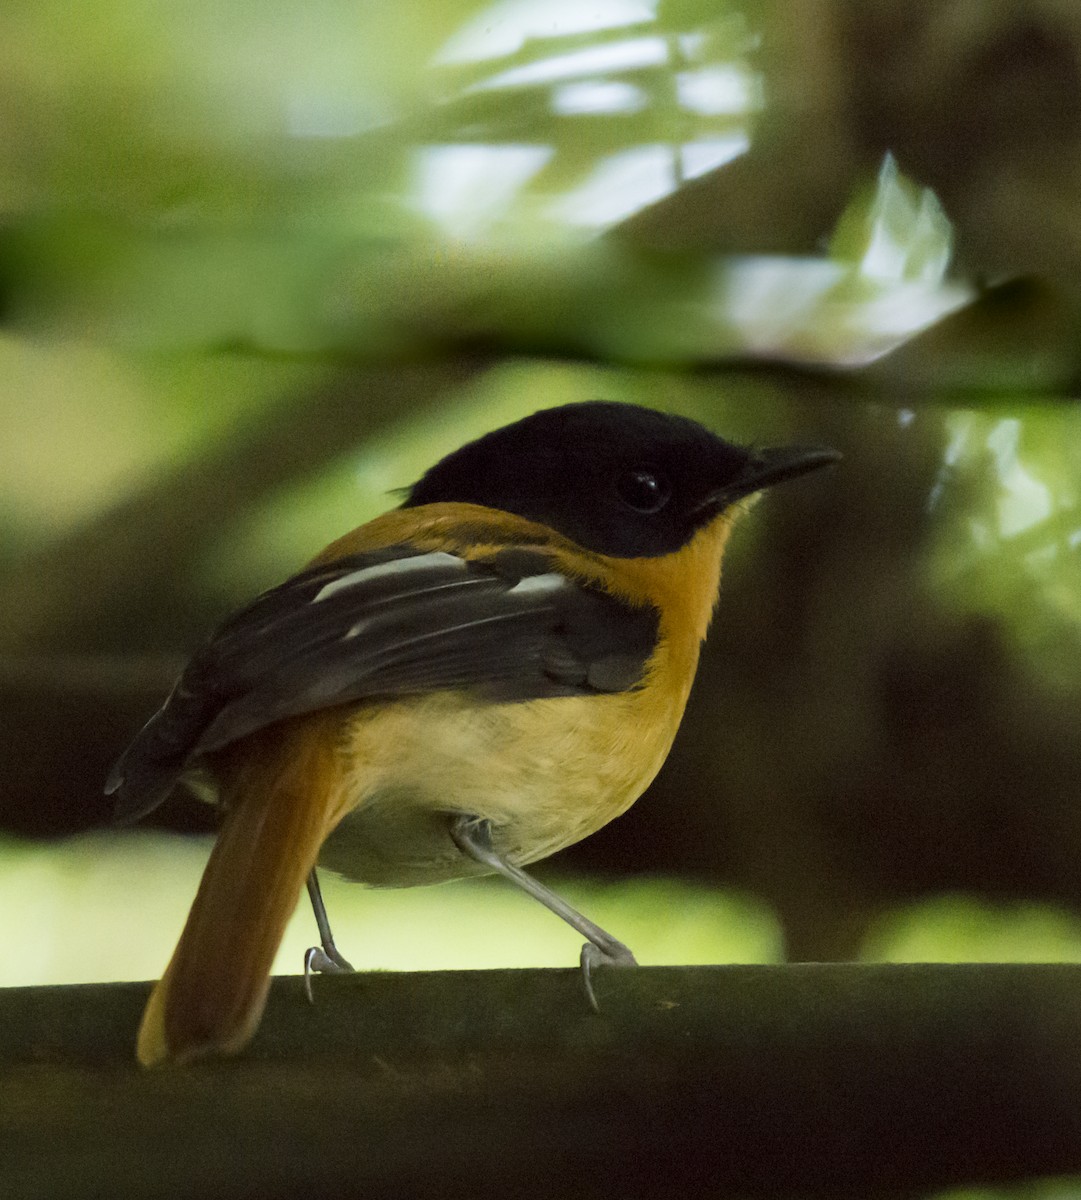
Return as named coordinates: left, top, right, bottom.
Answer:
left=6, top=0, right=1081, bottom=1102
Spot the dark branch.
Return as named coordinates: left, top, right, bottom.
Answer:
left=3, top=963, right=1080, bottom=1198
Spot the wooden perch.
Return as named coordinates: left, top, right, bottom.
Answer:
left=3, top=963, right=1081, bottom=1198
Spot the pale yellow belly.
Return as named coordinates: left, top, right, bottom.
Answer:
left=317, top=687, right=684, bottom=888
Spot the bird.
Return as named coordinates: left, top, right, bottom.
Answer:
left=106, top=399, right=839, bottom=1067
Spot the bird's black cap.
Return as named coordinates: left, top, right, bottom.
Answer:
left=406, top=401, right=838, bottom=558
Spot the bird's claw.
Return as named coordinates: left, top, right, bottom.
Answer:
left=580, top=940, right=637, bottom=1013
left=303, top=943, right=355, bottom=1004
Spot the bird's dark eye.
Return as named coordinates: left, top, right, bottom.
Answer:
left=616, top=468, right=671, bottom=514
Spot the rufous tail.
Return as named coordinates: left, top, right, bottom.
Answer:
left=137, top=718, right=346, bottom=1067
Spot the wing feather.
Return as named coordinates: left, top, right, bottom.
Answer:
left=107, top=543, right=658, bottom=823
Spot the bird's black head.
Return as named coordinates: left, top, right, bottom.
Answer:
left=404, top=401, right=838, bottom=558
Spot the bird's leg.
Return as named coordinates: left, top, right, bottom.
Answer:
left=449, top=814, right=637, bottom=1012
left=303, top=868, right=354, bottom=1003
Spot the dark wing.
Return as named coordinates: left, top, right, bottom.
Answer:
left=106, top=544, right=659, bottom=823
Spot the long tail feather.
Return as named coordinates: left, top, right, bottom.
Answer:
left=137, top=718, right=345, bottom=1067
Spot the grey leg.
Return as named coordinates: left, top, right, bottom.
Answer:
left=449, top=814, right=636, bottom=1012
left=303, top=868, right=354, bottom=1003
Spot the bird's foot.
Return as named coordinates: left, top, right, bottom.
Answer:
left=303, top=943, right=355, bottom=1004
left=580, top=938, right=637, bottom=1013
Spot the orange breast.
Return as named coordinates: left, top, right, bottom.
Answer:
left=314, top=506, right=737, bottom=887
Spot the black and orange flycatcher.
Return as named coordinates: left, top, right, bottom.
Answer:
left=107, top=400, right=838, bottom=1066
